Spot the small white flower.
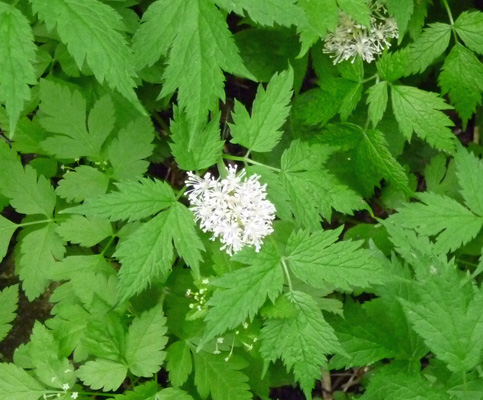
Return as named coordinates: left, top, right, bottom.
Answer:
left=71, top=393, right=79, bottom=400
left=62, top=383, right=70, bottom=391
left=186, top=166, right=276, bottom=255
left=323, top=0, right=398, bottom=64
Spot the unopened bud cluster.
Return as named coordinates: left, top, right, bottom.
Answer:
left=323, top=1, right=398, bottom=64
left=185, top=166, right=276, bottom=255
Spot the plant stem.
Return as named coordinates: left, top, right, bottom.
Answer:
left=281, top=257, right=293, bottom=293
left=100, top=235, right=116, bottom=256
left=222, top=154, right=281, bottom=172
left=17, top=219, right=54, bottom=228
left=442, top=0, right=459, bottom=42
left=175, top=185, right=187, bottom=200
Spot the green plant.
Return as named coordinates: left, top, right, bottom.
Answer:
left=1, top=0, right=483, bottom=399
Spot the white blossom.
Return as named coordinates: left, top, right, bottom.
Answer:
left=323, top=1, right=398, bottom=64
left=185, top=166, right=276, bottom=255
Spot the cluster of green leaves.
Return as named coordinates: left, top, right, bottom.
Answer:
left=1, top=0, right=483, bottom=399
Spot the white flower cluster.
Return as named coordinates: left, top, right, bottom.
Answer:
left=185, top=166, right=276, bottom=255
left=323, top=1, right=398, bottom=64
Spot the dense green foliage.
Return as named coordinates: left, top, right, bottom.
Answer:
left=1, top=0, right=483, bottom=399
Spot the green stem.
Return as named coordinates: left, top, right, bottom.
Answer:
left=100, top=235, right=116, bottom=257
left=361, top=74, right=378, bottom=84
left=176, top=185, right=187, bottom=200
left=75, top=392, right=114, bottom=398
left=441, top=0, right=459, bottom=42
left=281, top=258, right=293, bottom=293
left=17, top=219, right=54, bottom=228
left=222, top=154, right=281, bottom=172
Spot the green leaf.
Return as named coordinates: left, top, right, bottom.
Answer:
left=355, top=129, right=410, bottom=195
left=405, top=23, right=451, bottom=75
left=401, top=267, right=483, bottom=372
left=281, top=140, right=367, bottom=229
left=455, top=11, right=483, bottom=55
left=454, top=146, right=483, bottom=217
left=0, top=142, right=56, bottom=216
left=0, top=216, right=17, bottom=263
left=18, top=223, right=65, bottom=300
left=439, top=44, right=483, bottom=127
left=66, top=178, right=175, bottom=222
left=214, top=0, right=301, bottom=27
left=170, top=107, right=224, bottom=171
left=166, top=341, right=192, bottom=388
left=385, top=0, right=414, bottom=38
left=0, top=363, right=46, bottom=400
left=328, top=300, right=396, bottom=370
left=77, top=359, right=128, bottom=392
left=56, top=166, right=110, bottom=203
left=0, top=285, right=18, bottom=342
left=133, top=0, right=251, bottom=134
left=166, top=202, right=204, bottom=277
left=391, top=85, right=455, bottom=152
left=125, top=304, right=168, bottom=377
left=367, top=82, right=388, bottom=127
left=0, top=3, right=36, bottom=135
left=157, top=388, right=194, bottom=400
left=201, top=243, right=284, bottom=345
left=114, top=381, right=159, bottom=400
left=27, top=323, right=74, bottom=390
left=360, top=370, right=447, bottom=400
left=193, top=353, right=251, bottom=400
left=230, top=68, right=293, bottom=152
left=115, top=204, right=203, bottom=300
left=286, top=228, right=385, bottom=291
left=108, top=117, right=155, bottom=181
left=388, top=192, right=483, bottom=253
left=56, top=216, right=112, bottom=247
left=339, top=82, right=363, bottom=120
left=260, top=291, right=340, bottom=397
left=39, top=81, right=114, bottom=159
left=337, top=0, right=371, bottom=27
left=297, top=0, right=338, bottom=56
left=30, top=0, right=142, bottom=112
left=376, top=48, right=409, bottom=82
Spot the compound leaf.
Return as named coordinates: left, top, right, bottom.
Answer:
left=0, top=216, right=17, bottom=263
left=56, top=216, right=112, bottom=247
left=0, top=363, right=46, bottom=400
left=0, top=3, right=36, bottom=134
left=0, top=142, right=56, bottom=216
left=260, top=291, right=340, bottom=397
left=166, top=341, right=192, bottom=388
left=230, top=68, right=293, bottom=152
left=0, top=285, right=18, bottom=342
left=286, top=228, right=385, bottom=291
left=201, top=243, right=284, bottom=345
left=214, top=0, right=301, bottom=27
left=133, top=0, right=251, bottom=136
left=77, top=359, right=128, bottom=392
left=18, top=223, right=65, bottom=300
left=56, top=166, right=110, bottom=203
left=170, top=107, right=224, bottom=171
left=405, top=23, right=452, bottom=75
left=39, top=81, right=115, bottom=159
left=401, top=267, right=483, bottom=372
left=391, top=85, right=455, bottom=152
left=30, top=0, right=142, bottom=112
left=388, top=192, right=483, bottom=253
left=125, top=304, right=168, bottom=377
left=66, top=178, right=175, bottom=222
left=455, top=11, right=483, bottom=55
left=193, top=353, right=251, bottom=400
left=108, top=117, right=155, bottom=181
left=439, top=44, right=483, bottom=127
left=454, top=146, right=483, bottom=216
